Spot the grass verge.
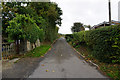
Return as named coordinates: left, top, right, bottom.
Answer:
left=23, top=44, right=51, bottom=57
left=4, top=44, right=51, bottom=60
left=71, top=44, right=120, bottom=80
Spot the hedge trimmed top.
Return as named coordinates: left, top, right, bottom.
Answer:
left=66, top=25, right=120, bottom=63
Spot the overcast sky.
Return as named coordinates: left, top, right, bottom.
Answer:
left=51, top=0, right=120, bottom=34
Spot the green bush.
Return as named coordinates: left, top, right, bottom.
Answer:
left=67, top=25, right=120, bottom=63
left=38, top=29, right=45, bottom=42
left=73, top=31, right=85, bottom=43
left=88, top=25, right=120, bottom=63
left=65, top=34, right=73, bottom=42
left=6, top=14, right=44, bottom=44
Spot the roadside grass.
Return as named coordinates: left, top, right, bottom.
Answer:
left=4, top=44, right=51, bottom=60
left=23, top=44, right=51, bottom=57
left=72, top=44, right=120, bottom=80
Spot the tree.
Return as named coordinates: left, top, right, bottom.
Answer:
left=6, top=14, right=42, bottom=53
left=29, top=2, right=62, bottom=42
left=3, top=2, right=63, bottom=54
left=84, top=25, right=91, bottom=30
left=71, top=22, right=85, bottom=33
left=3, top=2, right=62, bottom=42
left=2, top=2, right=29, bottom=38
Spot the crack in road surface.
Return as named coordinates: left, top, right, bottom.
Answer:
left=28, top=37, right=108, bottom=78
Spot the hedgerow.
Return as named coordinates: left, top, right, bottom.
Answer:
left=65, top=34, right=73, bottom=42
left=66, top=25, right=120, bottom=63
left=73, top=31, right=85, bottom=43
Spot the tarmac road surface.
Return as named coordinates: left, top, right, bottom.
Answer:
left=28, top=37, right=108, bottom=78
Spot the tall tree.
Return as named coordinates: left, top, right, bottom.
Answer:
left=6, top=14, right=43, bottom=53
left=3, top=2, right=63, bottom=54
left=29, top=2, right=62, bottom=42
left=2, top=2, right=62, bottom=42
left=2, top=2, right=29, bottom=38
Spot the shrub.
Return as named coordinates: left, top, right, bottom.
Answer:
left=65, top=34, right=73, bottom=42
left=68, top=25, right=120, bottom=63
left=73, top=31, right=85, bottom=43
left=38, top=29, right=45, bottom=42
left=88, top=25, right=120, bottom=63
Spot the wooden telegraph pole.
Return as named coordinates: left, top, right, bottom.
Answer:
left=109, top=0, right=111, bottom=25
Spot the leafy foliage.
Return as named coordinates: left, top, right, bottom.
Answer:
left=66, top=25, right=120, bottom=63
left=38, top=29, right=45, bottom=42
left=3, top=2, right=62, bottom=54
left=29, top=2, right=62, bottom=42
left=71, top=22, right=85, bottom=33
left=2, top=2, right=29, bottom=37
left=84, top=25, right=91, bottom=30
left=2, top=2, right=62, bottom=42
left=65, top=34, right=73, bottom=42
left=6, top=14, right=26, bottom=40
left=73, top=31, right=85, bottom=43
left=6, top=14, right=44, bottom=43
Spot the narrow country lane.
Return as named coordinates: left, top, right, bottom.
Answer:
left=28, top=37, right=107, bottom=78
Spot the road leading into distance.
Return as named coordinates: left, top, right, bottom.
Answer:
left=29, top=37, right=108, bottom=78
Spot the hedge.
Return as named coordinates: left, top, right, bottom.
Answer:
left=65, top=34, right=73, bottom=42
left=66, top=25, right=120, bottom=63
left=73, top=31, right=85, bottom=43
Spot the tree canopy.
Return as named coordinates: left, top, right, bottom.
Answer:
left=2, top=2, right=62, bottom=54
left=6, top=14, right=44, bottom=43
left=2, top=2, right=62, bottom=42
left=71, top=22, right=85, bottom=33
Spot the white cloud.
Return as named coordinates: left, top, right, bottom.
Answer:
left=51, top=0, right=120, bottom=34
